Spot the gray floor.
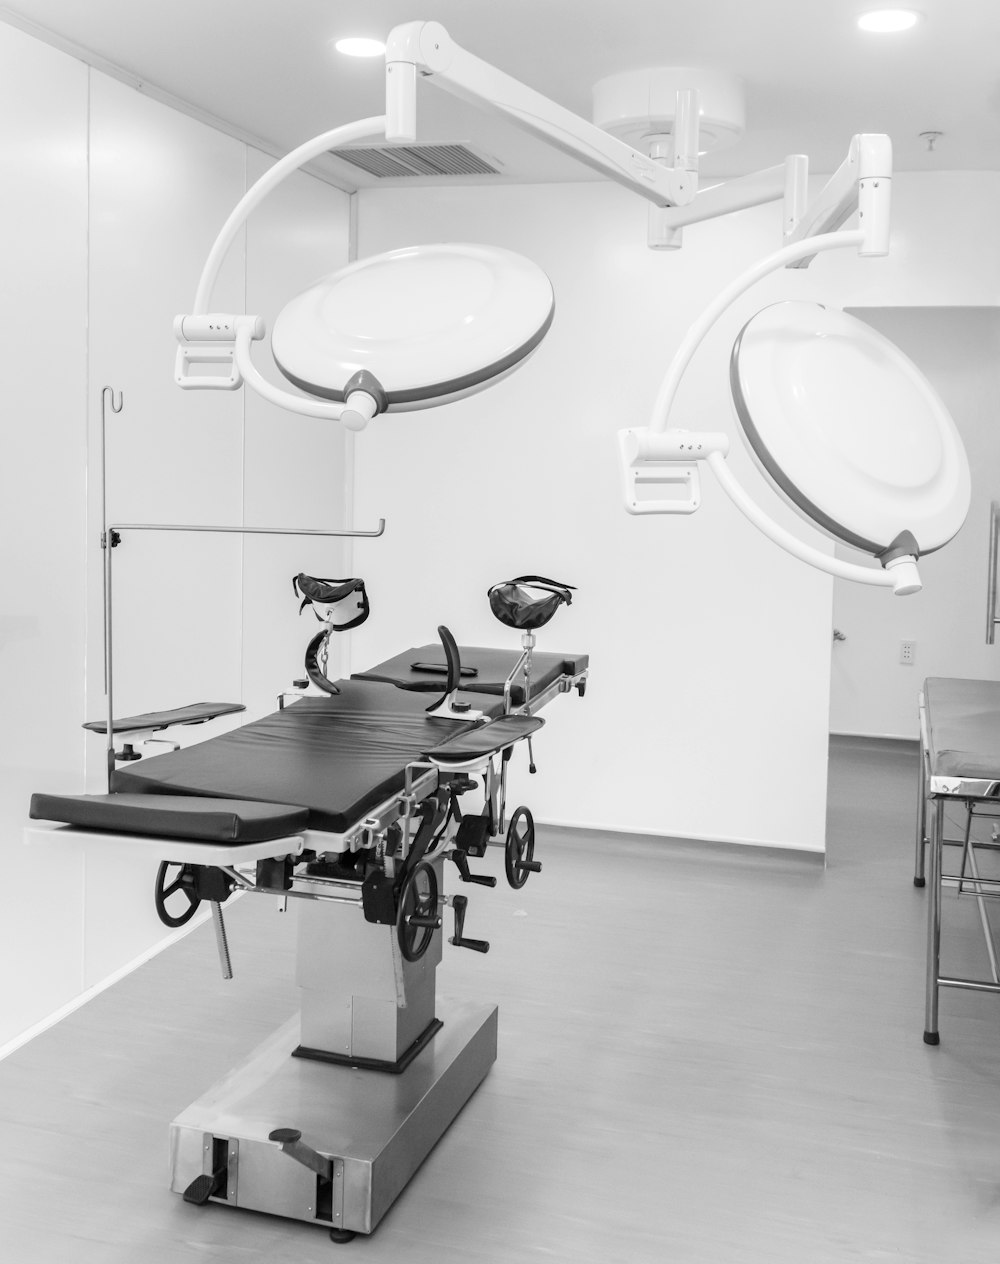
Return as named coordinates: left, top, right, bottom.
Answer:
left=3, top=736, right=1000, bottom=1262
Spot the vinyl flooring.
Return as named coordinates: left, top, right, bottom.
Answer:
left=2, top=736, right=1000, bottom=1263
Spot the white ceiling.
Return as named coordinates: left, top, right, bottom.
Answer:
left=2, top=0, right=999, bottom=188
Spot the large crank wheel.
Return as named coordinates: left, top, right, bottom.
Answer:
left=396, top=860, right=441, bottom=962
left=505, top=806, right=539, bottom=890
left=155, top=861, right=201, bottom=928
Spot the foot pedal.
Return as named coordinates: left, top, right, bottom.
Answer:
left=455, top=814, right=491, bottom=857
left=183, top=1171, right=225, bottom=1205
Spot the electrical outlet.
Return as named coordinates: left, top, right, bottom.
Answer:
left=900, top=639, right=916, bottom=666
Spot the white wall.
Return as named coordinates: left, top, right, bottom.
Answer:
left=242, top=149, right=353, bottom=715
left=0, top=25, right=90, bottom=1048
left=353, top=182, right=838, bottom=854
left=830, top=307, right=1000, bottom=737
left=352, top=173, right=1000, bottom=852
left=820, top=173, right=1000, bottom=738
left=0, top=24, right=351, bottom=1049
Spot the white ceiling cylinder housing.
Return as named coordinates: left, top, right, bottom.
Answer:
left=591, top=66, right=746, bottom=152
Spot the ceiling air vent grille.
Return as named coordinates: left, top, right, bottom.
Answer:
left=330, top=143, right=502, bottom=179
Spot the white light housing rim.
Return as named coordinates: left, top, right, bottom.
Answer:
left=270, top=243, right=555, bottom=410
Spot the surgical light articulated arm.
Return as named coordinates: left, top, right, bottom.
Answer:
left=174, top=115, right=388, bottom=431
left=385, top=21, right=700, bottom=211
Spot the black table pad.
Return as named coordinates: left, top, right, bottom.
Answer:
left=353, top=645, right=588, bottom=706
left=30, top=792, right=308, bottom=843
left=110, top=680, right=501, bottom=834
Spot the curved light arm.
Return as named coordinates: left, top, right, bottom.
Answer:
left=232, top=324, right=377, bottom=431
left=192, top=115, right=386, bottom=314
left=705, top=452, right=920, bottom=594
left=649, top=229, right=865, bottom=433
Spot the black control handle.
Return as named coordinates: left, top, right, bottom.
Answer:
left=451, top=849, right=497, bottom=887
left=449, top=894, right=490, bottom=953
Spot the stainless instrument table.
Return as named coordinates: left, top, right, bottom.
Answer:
left=917, top=677, right=1000, bottom=1044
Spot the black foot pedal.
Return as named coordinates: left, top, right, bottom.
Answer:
left=455, top=814, right=492, bottom=857
left=183, top=1170, right=225, bottom=1205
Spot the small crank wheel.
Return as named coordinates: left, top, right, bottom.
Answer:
left=154, top=861, right=201, bottom=928
left=396, top=860, right=441, bottom=962
left=505, top=807, right=541, bottom=890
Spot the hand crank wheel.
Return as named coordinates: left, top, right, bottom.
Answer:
left=154, top=861, right=201, bottom=928
left=396, top=860, right=441, bottom=962
left=505, top=806, right=539, bottom=890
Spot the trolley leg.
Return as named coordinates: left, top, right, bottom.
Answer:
left=914, top=740, right=927, bottom=887
left=924, top=796, right=942, bottom=1045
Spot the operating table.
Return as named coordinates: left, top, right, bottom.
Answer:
left=27, top=612, right=587, bottom=1241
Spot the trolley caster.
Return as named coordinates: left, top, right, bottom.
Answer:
left=329, top=1228, right=357, bottom=1244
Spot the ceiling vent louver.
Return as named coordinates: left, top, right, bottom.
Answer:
left=329, top=143, right=502, bottom=179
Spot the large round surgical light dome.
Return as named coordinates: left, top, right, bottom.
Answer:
left=271, top=243, right=555, bottom=411
left=730, top=301, right=970, bottom=557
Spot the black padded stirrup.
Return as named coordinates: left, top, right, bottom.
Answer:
left=293, top=574, right=370, bottom=631
left=304, top=628, right=340, bottom=695
left=488, top=575, right=575, bottom=630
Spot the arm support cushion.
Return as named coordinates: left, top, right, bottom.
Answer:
left=424, top=715, right=544, bottom=762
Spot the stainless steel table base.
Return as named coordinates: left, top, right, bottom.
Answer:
left=169, top=999, right=498, bottom=1237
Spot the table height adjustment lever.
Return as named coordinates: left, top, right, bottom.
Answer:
left=268, top=1128, right=333, bottom=1180
left=449, top=894, right=489, bottom=953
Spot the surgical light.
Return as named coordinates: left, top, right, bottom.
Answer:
left=270, top=243, right=555, bottom=426
left=335, top=37, right=386, bottom=58
left=857, top=10, right=921, bottom=33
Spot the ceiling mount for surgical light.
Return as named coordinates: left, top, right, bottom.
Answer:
left=591, top=67, right=745, bottom=154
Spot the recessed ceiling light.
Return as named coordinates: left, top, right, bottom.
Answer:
left=334, top=37, right=386, bottom=58
left=857, top=9, right=922, bottom=33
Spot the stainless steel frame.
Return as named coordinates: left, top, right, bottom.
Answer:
left=170, top=1000, right=497, bottom=1237
left=988, top=500, right=1000, bottom=645
left=917, top=692, right=1000, bottom=1044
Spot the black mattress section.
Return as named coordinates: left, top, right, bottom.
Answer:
left=30, top=792, right=309, bottom=844
left=110, top=680, right=497, bottom=835
left=354, top=645, right=588, bottom=707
